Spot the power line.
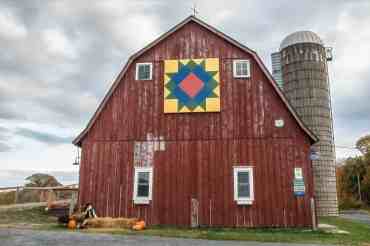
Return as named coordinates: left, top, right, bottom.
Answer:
left=335, top=145, right=360, bottom=151
left=335, top=145, right=359, bottom=150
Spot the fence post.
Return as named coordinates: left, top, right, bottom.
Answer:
left=69, top=192, right=77, bottom=216
left=47, top=189, right=56, bottom=208
left=14, top=187, right=20, bottom=204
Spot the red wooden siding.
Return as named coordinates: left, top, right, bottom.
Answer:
left=78, top=21, right=315, bottom=227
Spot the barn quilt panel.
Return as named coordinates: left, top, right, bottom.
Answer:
left=164, top=58, right=220, bottom=113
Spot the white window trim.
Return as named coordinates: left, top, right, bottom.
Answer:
left=294, top=167, right=303, bottom=179
left=233, top=166, right=254, bottom=205
left=133, top=166, right=153, bottom=204
left=135, top=62, right=153, bottom=80
left=233, top=59, right=251, bottom=78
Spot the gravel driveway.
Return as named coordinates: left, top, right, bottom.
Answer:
left=0, top=229, right=329, bottom=246
left=340, top=210, right=370, bottom=225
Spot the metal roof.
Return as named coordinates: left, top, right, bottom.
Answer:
left=280, top=31, right=324, bottom=50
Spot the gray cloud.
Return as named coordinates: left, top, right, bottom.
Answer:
left=15, top=128, right=73, bottom=145
left=0, top=0, right=367, bottom=164
left=0, top=127, right=12, bottom=152
left=0, top=142, right=12, bottom=152
left=0, top=126, right=11, bottom=151
left=0, top=110, right=22, bottom=120
left=0, top=126, right=10, bottom=139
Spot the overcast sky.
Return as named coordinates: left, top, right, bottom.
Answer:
left=0, top=0, right=369, bottom=173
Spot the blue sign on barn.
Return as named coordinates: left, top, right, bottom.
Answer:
left=310, top=149, right=320, bottom=161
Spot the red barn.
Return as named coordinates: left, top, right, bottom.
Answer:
left=73, top=16, right=318, bottom=228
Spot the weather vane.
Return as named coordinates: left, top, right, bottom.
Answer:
left=191, top=3, right=199, bottom=17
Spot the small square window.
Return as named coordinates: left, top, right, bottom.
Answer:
left=294, top=167, right=303, bottom=179
left=133, top=167, right=153, bottom=204
left=136, top=63, right=153, bottom=80
left=233, top=60, right=250, bottom=78
left=233, top=166, right=254, bottom=205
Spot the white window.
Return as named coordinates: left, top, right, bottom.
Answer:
left=233, top=166, right=254, bottom=205
left=133, top=167, right=153, bottom=204
left=294, top=167, right=303, bottom=179
left=233, top=60, right=250, bottom=78
left=135, top=63, right=153, bottom=80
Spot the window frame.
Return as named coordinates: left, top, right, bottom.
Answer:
left=294, top=167, right=303, bottom=179
left=233, top=59, right=251, bottom=78
left=233, top=166, right=254, bottom=205
left=133, top=166, right=153, bottom=204
left=135, top=62, right=153, bottom=81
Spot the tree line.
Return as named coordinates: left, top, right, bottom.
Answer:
left=337, top=134, right=370, bottom=209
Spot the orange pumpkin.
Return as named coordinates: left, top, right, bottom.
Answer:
left=138, top=220, right=146, bottom=228
left=68, top=219, right=77, bottom=230
left=132, top=220, right=146, bottom=230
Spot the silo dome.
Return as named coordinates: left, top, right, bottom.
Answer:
left=280, top=31, right=324, bottom=50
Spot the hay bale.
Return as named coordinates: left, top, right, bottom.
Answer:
left=84, top=217, right=139, bottom=229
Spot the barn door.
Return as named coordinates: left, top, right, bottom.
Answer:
left=190, top=198, right=199, bottom=227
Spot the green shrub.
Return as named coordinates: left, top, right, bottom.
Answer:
left=0, top=191, right=16, bottom=205
left=339, top=197, right=363, bottom=210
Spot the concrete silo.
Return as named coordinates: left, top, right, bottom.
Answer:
left=272, top=31, right=338, bottom=216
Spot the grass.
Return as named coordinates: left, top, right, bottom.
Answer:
left=0, top=206, right=56, bottom=226
left=0, top=206, right=370, bottom=245
left=0, top=191, right=16, bottom=205
left=84, top=217, right=370, bottom=245
left=361, top=207, right=370, bottom=215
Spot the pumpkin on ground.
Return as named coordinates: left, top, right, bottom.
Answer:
left=67, top=219, right=77, bottom=230
left=132, top=220, right=146, bottom=230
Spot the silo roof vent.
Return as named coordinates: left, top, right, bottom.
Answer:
left=280, top=31, right=324, bottom=50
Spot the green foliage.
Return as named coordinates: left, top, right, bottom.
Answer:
left=356, top=134, right=370, bottom=154
left=25, top=173, right=61, bottom=187
left=337, top=137, right=370, bottom=207
left=342, top=157, right=367, bottom=198
left=361, top=163, right=370, bottom=203
left=338, top=197, right=363, bottom=210
left=0, top=191, right=16, bottom=205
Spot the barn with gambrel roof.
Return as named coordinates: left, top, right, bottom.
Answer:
left=73, top=16, right=318, bottom=228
